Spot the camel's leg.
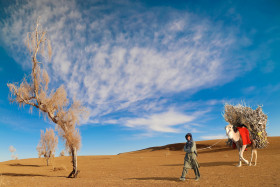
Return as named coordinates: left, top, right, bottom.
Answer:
left=236, top=144, right=242, bottom=167
left=240, top=145, right=249, bottom=165
left=253, top=149, right=257, bottom=166
left=249, top=148, right=254, bottom=166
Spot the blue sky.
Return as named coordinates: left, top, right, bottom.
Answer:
left=0, top=0, right=279, bottom=162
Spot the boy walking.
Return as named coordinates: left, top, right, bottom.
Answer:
left=180, top=133, right=200, bottom=181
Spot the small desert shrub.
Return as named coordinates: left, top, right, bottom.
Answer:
left=53, top=166, right=66, bottom=171
left=9, top=145, right=18, bottom=160
left=37, top=128, right=58, bottom=166
left=59, top=150, right=65, bottom=156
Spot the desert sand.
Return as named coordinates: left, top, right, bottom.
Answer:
left=0, top=137, right=279, bottom=186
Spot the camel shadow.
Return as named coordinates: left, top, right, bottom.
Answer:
left=200, top=161, right=236, bottom=167
left=8, top=163, right=41, bottom=167
left=125, top=177, right=180, bottom=182
left=161, top=164, right=181, bottom=167
left=162, top=161, right=236, bottom=167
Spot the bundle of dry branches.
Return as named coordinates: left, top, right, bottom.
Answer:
left=223, top=103, right=268, bottom=149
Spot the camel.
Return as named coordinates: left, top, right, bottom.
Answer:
left=225, top=124, right=257, bottom=167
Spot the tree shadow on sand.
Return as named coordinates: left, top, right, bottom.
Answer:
left=0, top=173, right=47, bottom=177
left=125, top=177, right=181, bottom=182
left=1, top=172, right=66, bottom=178
left=8, top=163, right=41, bottom=167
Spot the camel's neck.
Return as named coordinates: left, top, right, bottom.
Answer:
left=228, top=131, right=240, bottom=142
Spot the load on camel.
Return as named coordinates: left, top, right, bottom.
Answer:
left=224, top=103, right=268, bottom=167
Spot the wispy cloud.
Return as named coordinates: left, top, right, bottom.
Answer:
left=264, top=84, right=280, bottom=93
left=1, top=0, right=250, bottom=130
left=123, top=109, right=204, bottom=133
left=242, top=86, right=256, bottom=94
left=183, top=124, right=204, bottom=133
left=200, top=134, right=227, bottom=140
left=262, top=60, right=275, bottom=73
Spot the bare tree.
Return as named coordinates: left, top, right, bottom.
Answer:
left=7, top=19, right=87, bottom=178
left=37, top=128, right=58, bottom=166
left=9, top=145, right=18, bottom=160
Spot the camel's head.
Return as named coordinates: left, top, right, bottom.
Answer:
left=225, top=124, right=234, bottom=139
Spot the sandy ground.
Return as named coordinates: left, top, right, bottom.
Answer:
left=0, top=137, right=279, bottom=187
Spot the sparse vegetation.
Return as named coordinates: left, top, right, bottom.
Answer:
left=7, top=19, right=88, bottom=178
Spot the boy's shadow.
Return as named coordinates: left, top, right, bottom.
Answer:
left=126, top=162, right=236, bottom=182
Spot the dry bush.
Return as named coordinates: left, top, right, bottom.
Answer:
left=53, top=166, right=67, bottom=171
left=37, top=128, right=58, bottom=166
left=7, top=19, right=88, bottom=178
left=59, top=150, right=65, bottom=156
left=9, top=146, right=18, bottom=160
left=223, top=103, right=268, bottom=149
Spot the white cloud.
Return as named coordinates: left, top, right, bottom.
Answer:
left=200, top=134, right=227, bottom=140
left=243, top=86, right=256, bottom=94
left=169, top=19, right=185, bottom=31
left=124, top=109, right=201, bottom=133
left=262, top=60, right=275, bottom=73
left=205, top=99, right=225, bottom=106
left=0, top=0, right=249, bottom=126
left=183, top=124, right=204, bottom=133
left=264, top=84, right=280, bottom=93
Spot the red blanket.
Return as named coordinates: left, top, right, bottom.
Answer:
left=232, top=127, right=251, bottom=149
left=237, top=127, right=251, bottom=145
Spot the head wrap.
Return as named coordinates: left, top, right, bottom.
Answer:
left=185, top=133, right=193, bottom=149
left=185, top=133, right=193, bottom=141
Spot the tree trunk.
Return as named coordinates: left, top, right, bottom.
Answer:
left=67, top=147, right=79, bottom=178
left=46, top=158, right=49, bottom=166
